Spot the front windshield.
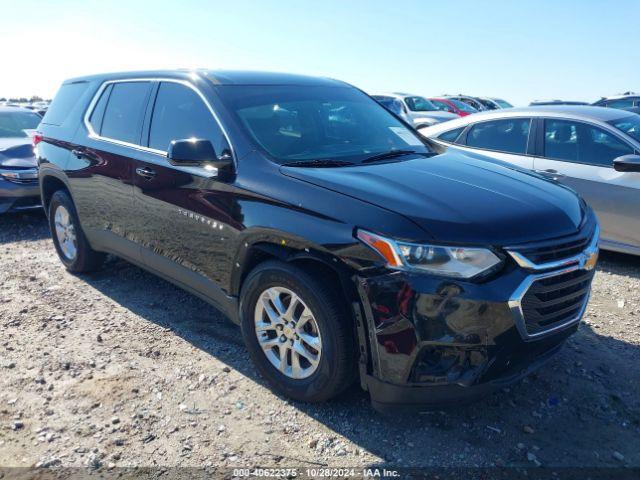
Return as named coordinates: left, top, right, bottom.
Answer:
left=493, top=99, right=513, bottom=108
left=220, top=86, right=431, bottom=164
left=0, top=111, right=41, bottom=138
left=609, top=114, right=640, bottom=143
left=449, top=99, right=478, bottom=113
left=404, top=96, right=438, bottom=112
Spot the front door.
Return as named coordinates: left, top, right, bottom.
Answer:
left=534, top=118, right=640, bottom=251
left=131, top=80, right=238, bottom=299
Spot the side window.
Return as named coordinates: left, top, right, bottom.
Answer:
left=544, top=119, right=633, bottom=166
left=42, top=81, right=90, bottom=126
left=101, top=82, right=152, bottom=145
left=466, top=118, right=531, bottom=154
left=438, top=127, right=464, bottom=143
left=431, top=100, right=452, bottom=112
left=88, top=84, right=112, bottom=135
left=148, top=82, right=227, bottom=155
left=607, top=98, right=634, bottom=109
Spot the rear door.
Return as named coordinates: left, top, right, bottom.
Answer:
left=131, top=80, right=236, bottom=296
left=534, top=118, right=639, bottom=250
left=70, top=80, right=153, bottom=260
left=455, top=117, right=535, bottom=169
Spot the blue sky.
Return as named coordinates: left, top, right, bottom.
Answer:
left=1, top=0, right=638, bottom=105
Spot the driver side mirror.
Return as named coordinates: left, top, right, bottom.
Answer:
left=613, top=154, right=640, bottom=172
left=168, top=138, right=233, bottom=170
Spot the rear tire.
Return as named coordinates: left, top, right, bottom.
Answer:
left=240, top=260, right=357, bottom=402
left=48, top=190, right=106, bottom=273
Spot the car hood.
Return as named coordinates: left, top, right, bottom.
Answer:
left=281, top=151, right=585, bottom=245
left=0, top=137, right=36, bottom=168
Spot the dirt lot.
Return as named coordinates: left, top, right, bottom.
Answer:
left=1, top=211, right=639, bottom=472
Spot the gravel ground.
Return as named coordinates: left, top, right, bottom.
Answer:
left=1, top=211, right=639, bottom=472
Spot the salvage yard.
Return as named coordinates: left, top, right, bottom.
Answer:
left=1, top=211, right=639, bottom=470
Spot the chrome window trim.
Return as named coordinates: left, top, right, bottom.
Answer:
left=508, top=224, right=599, bottom=340
left=82, top=77, right=236, bottom=165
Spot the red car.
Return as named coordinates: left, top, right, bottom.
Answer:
left=429, top=97, right=478, bottom=117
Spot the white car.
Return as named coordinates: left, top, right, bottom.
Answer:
left=419, top=106, right=640, bottom=256
left=371, top=93, right=458, bottom=128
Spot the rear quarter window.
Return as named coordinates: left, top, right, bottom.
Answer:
left=438, top=127, right=465, bottom=143
left=42, top=82, right=90, bottom=126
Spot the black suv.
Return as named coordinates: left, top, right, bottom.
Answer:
left=37, top=71, right=599, bottom=410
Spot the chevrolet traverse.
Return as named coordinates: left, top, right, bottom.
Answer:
left=37, top=71, right=599, bottom=410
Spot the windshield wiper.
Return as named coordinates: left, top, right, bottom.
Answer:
left=282, top=159, right=353, bottom=168
left=361, top=150, right=432, bottom=164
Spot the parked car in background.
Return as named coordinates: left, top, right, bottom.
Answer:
left=475, top=97, right=503, bottom=110
left=372, top=93, right=457, bottom=127
left=370, top=95, right=410, bottom=122
left=419, top=106, right=640, bottom=256
left=38, top=70, right=598, bottom=410
left=491, top=98, right=514, bottom=109
left=0, top=106, right=42, bottom=213
left=444, top=95, right=489, bottom=112
left=429, top=97, right=478, bottom=117
left=530, top=100, right=590, bottom=106
left=593, top=92, right=640, bottom=110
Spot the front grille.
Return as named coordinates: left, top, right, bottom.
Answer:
left=521, top=269, right=594, bottom=335
left=509, top=224, right=595, bottom=265
left=5, top=177, right=38, bottom=185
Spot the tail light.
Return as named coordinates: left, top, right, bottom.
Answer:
left=32, top=132, right=43, bottom=147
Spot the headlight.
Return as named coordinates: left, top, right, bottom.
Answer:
left=357, top=229, right=502, bottom=279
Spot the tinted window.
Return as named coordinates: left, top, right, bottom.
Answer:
left=449, top=99, right=477, bottom=113
left=42, top=82, right=90, bottom=126
left=372, top=96, right=403, bottom=116
left=493, top=99, right=513, bottom=108
left=148, top=82, right=226, bottom=154
left=544, top=119, right=633, bottom=166
left=430, top=99, right=453, bottom=112
left=609, top=114, right=640, bottom=143
left=0, top=111, right=42, bottom=138
left=466, top=118, right=531, bottom=154
left=101, top=82, right=151, bottom=144
left=404, top=96, right=438, bottom=112
left=88, top=84, right=112, bottom=135
left=438, top=127, right=464, bottom=143
left=219, top=85, right=430, bottom=164
left=606, top=98, right=634, bottom=109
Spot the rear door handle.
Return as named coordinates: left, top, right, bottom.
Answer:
left=135, top=167, right=157, bottom=180
left=535, top=169, right=566, bottom=179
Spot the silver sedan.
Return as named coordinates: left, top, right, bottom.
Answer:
left=419, top=106, right=640, bottom=256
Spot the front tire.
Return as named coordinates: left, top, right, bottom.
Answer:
left=240, top=260, right=357, bottom=402
left=48, top=190, right=106, bottom=273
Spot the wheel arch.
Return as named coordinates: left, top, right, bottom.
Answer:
left=232, top=239, right=358, bottom=306
left=40, top=173, right=72, bottom=215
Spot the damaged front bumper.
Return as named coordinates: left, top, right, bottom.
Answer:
left=355, top=256, right=594, bottom=411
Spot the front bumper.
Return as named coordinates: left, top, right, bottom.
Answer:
left=355, top=229, right=598, bottom=410
left=0, top=175, right=41, bottom=213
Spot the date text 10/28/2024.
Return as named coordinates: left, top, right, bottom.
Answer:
left=232, top=468, right=400, bottom=477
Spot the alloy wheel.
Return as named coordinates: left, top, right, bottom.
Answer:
left=254, top=286, right=322, bottom=379
left=54, top=205, right=78, bottom=261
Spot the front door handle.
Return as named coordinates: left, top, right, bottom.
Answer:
left=135, top=167, right=157, bottom=180
left=535, top=168, right=566, bottom=179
